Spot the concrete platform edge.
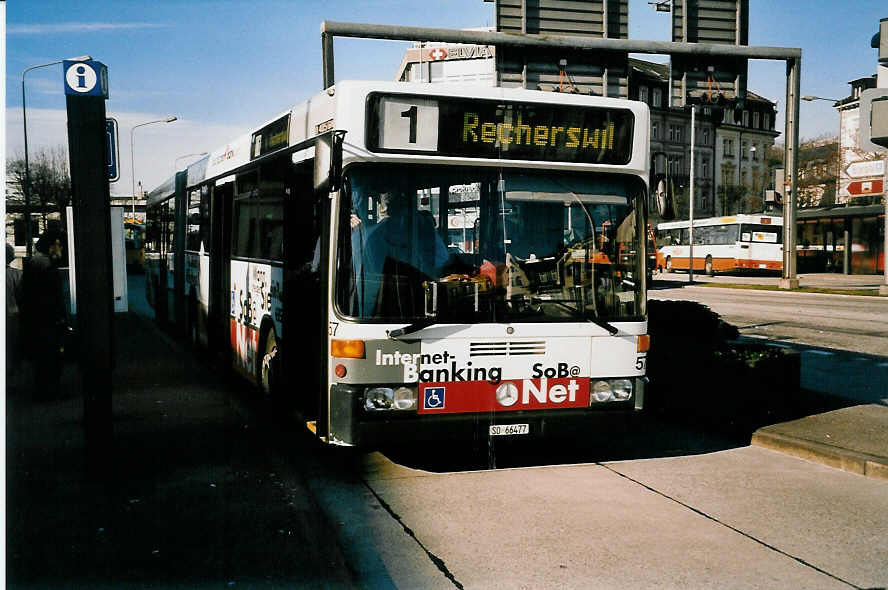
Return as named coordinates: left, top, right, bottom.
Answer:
left=751, top=429, right=888, bottom=481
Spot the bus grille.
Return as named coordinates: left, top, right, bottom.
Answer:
left=469, top=341, right=547, bottom=357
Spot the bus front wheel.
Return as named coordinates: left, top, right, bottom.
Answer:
left=259, top=328, right=279, bottom=398
left=705, top=256, right=715, bottom=276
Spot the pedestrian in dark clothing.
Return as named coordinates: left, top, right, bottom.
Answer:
left=6, top=243, right=24, bottom=377
left=22, top=229, right=68, bottom=399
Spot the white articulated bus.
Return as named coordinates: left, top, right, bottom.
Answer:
left=656, top=214, right=783, bottom=275
left=146, top=80, right=652, bottom=446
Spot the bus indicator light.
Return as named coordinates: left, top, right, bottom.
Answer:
left=334, top=364, right=347, bottom=378
left=331, top=339, right=365, bottom=359
left=637, top=335, right=651, bottom=353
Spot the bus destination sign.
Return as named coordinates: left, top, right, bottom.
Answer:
left=251, top=113, right=290, bottom=160
left=367, top=93, right=634, bottom=165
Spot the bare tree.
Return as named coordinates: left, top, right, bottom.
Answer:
left=6, top=146, right=71, bottom=234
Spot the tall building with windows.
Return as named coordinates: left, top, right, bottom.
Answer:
left=714, top=95, right=780, bottom=214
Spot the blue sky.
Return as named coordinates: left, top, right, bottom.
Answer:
left=5, top=0, right=886, bottom=195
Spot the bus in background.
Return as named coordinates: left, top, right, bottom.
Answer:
left=124, top=219, right=146, bottom=273
left=656, top=214, right=783, bottom=275
left=145, top=80, right=652, bottom=447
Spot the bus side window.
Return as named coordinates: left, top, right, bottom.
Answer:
left=187, top=189, right=201, bottom=251
left=233, top=168, right=282, bottom=261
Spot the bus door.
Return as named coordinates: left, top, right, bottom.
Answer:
left=742, top=223, right=780, bottom=270
left=209, top=180, right=233, bottom=357
left=284, top=161, right=323, bottom=419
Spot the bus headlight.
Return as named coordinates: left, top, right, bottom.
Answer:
left=590, top=379, right=634, bottom=404
left=591, top=381, right=613, bottom=403
left=364, top=386, right=417, bottom=411
left=393, top=387, right=417, bottom=410
left=611, top=379, right=633, bottom=401
left=364, top=387, right=394, bottom=411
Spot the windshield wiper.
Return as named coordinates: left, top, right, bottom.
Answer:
left=529, top=297, right=620, bottom=335
left=586, top=316, right=620, bottom=336
left=387, top=318, right=438, bottom=339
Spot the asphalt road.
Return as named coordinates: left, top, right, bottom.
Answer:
left=648, top=276, right=888, bottom=405
left=649, top=279, right=888, bottom=356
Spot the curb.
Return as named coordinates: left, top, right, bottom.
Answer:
left=751, top=429, right=888, bottom=481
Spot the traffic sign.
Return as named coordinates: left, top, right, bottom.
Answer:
left=846, top=179, right=883, bottom=196
left=845, top=159, right=885, bottom=178
left=105, top=118, right=119, bottom=182
left=62, top=60, right=108, bottom=98
left=858, top=88, right=888, bottom=151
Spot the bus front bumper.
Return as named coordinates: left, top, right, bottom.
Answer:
left=326, top=379, right=646, bottom=447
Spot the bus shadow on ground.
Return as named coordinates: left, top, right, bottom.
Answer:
left=376, top=414, right=749, bottom=473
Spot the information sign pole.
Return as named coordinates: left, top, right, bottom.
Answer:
left=63, top=59, right=115, bottom=473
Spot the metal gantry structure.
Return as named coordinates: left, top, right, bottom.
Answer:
left=319, top=20, right=803, bottom=288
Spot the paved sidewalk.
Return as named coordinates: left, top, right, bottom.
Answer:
left=656, top=271, right=886, bottom=292
left=753, top=405, right=888, bottom=480
left=6, top=313, right=356, bottom=588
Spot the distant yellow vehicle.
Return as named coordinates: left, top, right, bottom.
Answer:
left=124, top=219, right=145, bottom=273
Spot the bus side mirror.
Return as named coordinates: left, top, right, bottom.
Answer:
left=655, top=175, right=676, bottom=220
left=314, top=130, right=346, bottom=193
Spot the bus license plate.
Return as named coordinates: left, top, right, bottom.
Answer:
left=489, top=424, right=529, bottom=436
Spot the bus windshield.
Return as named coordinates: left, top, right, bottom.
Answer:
left=336, top=164, right=646, bottom=324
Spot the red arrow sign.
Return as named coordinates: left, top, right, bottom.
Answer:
left=847, top=179, right=883, bottom=195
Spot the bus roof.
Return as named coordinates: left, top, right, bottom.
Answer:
left=148, top=79, right=651, bottom=197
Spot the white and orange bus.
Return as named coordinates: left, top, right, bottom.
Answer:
left=146, top=79, right=653, bottom=447
left=656, top=214, right=783, bottom=275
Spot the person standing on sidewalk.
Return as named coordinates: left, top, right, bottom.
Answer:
left=22, top=229, right=68, bottom=399
left=6, top=243, right=24, bottom=378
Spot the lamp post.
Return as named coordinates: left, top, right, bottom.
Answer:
left=801, top=95, right=840, bottom=104
left=174, top=152, right=207, bottom=172
left=130, top=116, right=177, bottom=222
left=21, top=55, right=92, bottom=258
left=802, top=95, right=847, bottom=271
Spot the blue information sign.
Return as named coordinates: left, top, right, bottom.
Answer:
left=105, top=118, right=119, bottom=182
left=63, top=60, right=108, bottom=98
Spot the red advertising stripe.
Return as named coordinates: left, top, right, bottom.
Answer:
left=418, top=378, right=590, bottom=415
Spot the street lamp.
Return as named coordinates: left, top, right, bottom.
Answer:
left=801, top=95, right=841, bottom=104
left=174, top=152, right=207, bottom=172
left=21, top=55, right=92, bottom=258
left=130, top=116, right=177, bottom=221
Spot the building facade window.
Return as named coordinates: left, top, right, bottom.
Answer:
left=639, top=86, right=649, bottom=103
left=669, top=156, right=684, bottom=177
left=764, top=113, right=771, bottom=129
left=702, top=127, right=710, bottom=146
left=724, top=138, right=734, bottom=157
left=742, top=110, right=749, bottom=127
left=722, top=166, right=732, bottom=187
left=702, top=158, right=709, bottom=178
left=652, top=87, right=662, bottom=108
left=753, top=112, right=760, bottom=129
left=669, top=124, right=682, bottom=142
left=652, top=121, right=659, bottom=139
left=751, top=143, right=759, bottom=160
left=741, top=141, right=748, bottom=160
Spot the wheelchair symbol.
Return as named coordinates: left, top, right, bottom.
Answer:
left=424, top=387, right=445, bottom=410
